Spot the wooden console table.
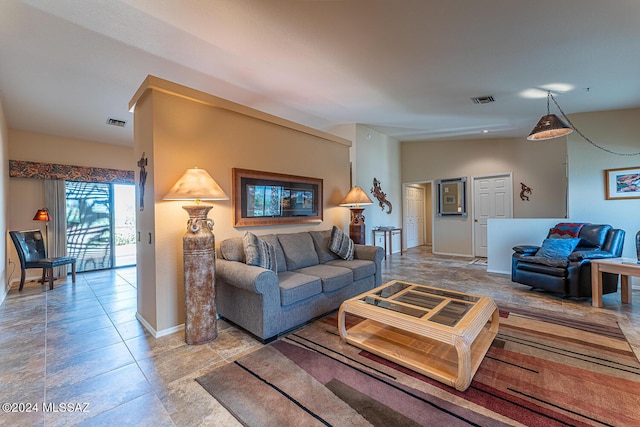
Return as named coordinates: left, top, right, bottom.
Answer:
left=372, top=227, right=403, bottom=259
left=590, top=257, right=635, bottom=308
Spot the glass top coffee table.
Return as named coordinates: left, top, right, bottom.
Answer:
left=338, top=280, right=499, bottom=391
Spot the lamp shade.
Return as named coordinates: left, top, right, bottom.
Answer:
left=339, top=186, right=373, bottom=207
left=33, top=208, right=51, bottom=221
left=163, top=168, right=229, bottom=202
left=527, top=114, right=573, bottom=141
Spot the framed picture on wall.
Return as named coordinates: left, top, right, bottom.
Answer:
left=605, top=166, right=640, bottom=199
left=232, top=168, right=323, bottom=226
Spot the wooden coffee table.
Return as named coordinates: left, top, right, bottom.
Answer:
left=590, top=257, right=636, bottom=308
left=338, top=280, right=499, bottom=391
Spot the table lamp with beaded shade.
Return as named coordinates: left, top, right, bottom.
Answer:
left=163, top=167, right=229, bottom=345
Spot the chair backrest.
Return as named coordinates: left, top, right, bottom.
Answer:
left=577, top=224, right=612, bottom=248
left=603, top=229, right=625, bottom=256
left=9, top=230, right=47, bottom=267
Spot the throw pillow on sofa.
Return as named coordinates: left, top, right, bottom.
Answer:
left=535, top=237, right=580, bottom=259
left=243, top=232, right=277, bottom=272
left=328, top=226, right=354, bottom=260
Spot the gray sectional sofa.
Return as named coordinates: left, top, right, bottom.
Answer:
left=215, top=229, right=384, bottom=342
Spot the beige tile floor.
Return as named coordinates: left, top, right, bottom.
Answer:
left=1, top=246, right=638, bottom=426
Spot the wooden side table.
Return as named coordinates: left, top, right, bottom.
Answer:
left=372, top=228, right=403, bottom=259
left=590, top=257, right=636, bottom=308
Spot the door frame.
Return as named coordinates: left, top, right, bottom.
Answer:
left=471, top=173, right=513, bottom=257
left=402, top=181, right=434, bottom=251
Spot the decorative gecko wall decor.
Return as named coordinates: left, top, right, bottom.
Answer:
left=371, top=177, right=392, bottom=214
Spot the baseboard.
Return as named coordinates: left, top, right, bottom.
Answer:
left=0, top=284, right=7, bottom=307
left=135, top=312, right=184, bottom=338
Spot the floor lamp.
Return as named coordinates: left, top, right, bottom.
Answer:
left=33, top=208, right=53, bottom=282
left=339, top=186, right=373, bottom=244
left=163, top=167, right=229, bottom=345
left=33, top=208, right=51, bottom=250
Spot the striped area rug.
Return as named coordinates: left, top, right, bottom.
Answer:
left=197, top=305, right=640, bottom=426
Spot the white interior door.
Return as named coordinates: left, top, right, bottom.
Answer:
left=405, top=185, right=425, bottom=249
left=473, top=175, right=512, bottom=257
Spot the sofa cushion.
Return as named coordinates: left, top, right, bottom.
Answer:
left=243, top=232, right=277, bottom=272
left=310, top=230, right=340, bottom=264
left=326, top=259, right=376, bottom=281
left=277, top=232, right=319, bottom=270
left=220, top=237, right=245, bottom=262
left=519, top=256, right=569, bottom=269
left=328, top=226, right=354, bottom=260
left=278, top=271, right=322, bottom=306
left=517, top=259, right=568, bottom=276
left=295, top=265, right=353, bottom=292
left=260, top=234, right=287, bottom=272
left=535, top=238, right=580, bottom=259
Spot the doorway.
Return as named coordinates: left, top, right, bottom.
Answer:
left=404, top=182, right=433, bottom=250
left=65, top=181, right=136, bottom=272
left=472, top=174, right=513, bottom=257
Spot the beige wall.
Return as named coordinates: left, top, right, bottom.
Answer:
left=567, top=108, right=640, bottom=259
left=0, top=97, right=9, bottom=304
left=353, top=126, right=402, bottom=246
left=8, top=129, right=134, bottom=169
left=6, top=129, right=135, bottom=285
left=131, top=77, right=352, bottom=334
left=330, top=125, right=404, bottom=250
left=401, top=137, right=567, bottom=256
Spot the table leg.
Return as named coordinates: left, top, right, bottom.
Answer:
left=453, top=336, right=472, bottom=391
left=591, top=263, right=603, bottom=308
left=337, top=305, right=348, bottom=340
left=621, top=275, right=632, bottom=304
left=383, top=231, right=388, bottom=260
left=388, top=230, right=392, bottom=258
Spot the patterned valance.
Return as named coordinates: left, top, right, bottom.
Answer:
left=9, top=160, right=134, bottom=184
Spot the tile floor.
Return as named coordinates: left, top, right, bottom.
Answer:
left=1, top=246, right=639, bottom=426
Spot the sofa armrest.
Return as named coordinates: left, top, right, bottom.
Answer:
left=354, top=244, right=384, bottom=263
left=568, top=250, right=619, bottom=262
left=216, top=258, right=279, bottom=295
left=513, top=245, right=540, bottom=255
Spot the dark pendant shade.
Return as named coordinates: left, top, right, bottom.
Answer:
left=527, top=114, right=573, bottom=141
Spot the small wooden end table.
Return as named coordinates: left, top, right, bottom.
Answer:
left=338, top=280, right=499, bottom=391
left=372, top=227, right=403, bottom=259
left=590, top=257, right=636, bottom=308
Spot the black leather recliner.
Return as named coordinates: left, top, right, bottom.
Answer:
left=511, top=224, right=625, bottom=298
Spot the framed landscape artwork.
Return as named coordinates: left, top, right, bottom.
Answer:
left=605, top=166, right=640, bottom=200
left=232, top=168, right=323, bottom=226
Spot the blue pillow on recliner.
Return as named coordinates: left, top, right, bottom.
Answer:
left=535, top=238, right=580, bottom=259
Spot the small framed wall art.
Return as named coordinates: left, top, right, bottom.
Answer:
left=604, top=166, right=640, bottom=200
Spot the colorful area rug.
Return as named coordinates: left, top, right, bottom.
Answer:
left=197, top=305, right=640, bottom=426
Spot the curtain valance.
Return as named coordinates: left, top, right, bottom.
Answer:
left=9, top=160, right=134, bottom=184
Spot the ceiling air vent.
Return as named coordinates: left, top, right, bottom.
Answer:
left=471, top=95, right=495, bottom=104
left=106, top=118, right=127, bottom=127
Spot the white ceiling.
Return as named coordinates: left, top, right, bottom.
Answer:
left=1, top=0, right=639, bottom=147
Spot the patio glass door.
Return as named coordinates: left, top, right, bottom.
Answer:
left=65, top=181, right=136, bottom=272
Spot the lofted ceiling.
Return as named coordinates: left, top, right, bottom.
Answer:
left=1, top=0, right=639, bottom=147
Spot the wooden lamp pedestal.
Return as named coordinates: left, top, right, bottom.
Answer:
left=349, top=207, right=366, bottom=245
